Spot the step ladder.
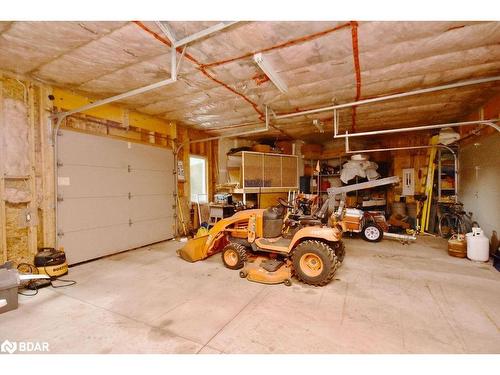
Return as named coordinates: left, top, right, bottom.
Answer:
left=420, top=135, right=439, bottom=232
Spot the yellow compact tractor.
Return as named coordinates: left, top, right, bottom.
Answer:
left=177, top=198, right=345, bottom=286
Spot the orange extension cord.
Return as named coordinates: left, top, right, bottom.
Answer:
left=350, top=21, right=362, bottom=132
left=200, top=22, right=351, bottom=69
left=133, top=21, right=263, bottom=117
left=133, top=21, right=360, bottom=135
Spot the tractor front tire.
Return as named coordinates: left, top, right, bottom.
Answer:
left=334, top=241, right=345, bottom=263
left=221, top=243, right=247, bottom=270
left=292, top=240, right=338, bottom=286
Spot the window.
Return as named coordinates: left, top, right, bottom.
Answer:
left=189, top=156, right=208, bottom=203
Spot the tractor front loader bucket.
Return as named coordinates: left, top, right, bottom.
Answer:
left=177, top=235, right=210, bottom=262
left=177, top=209, right=264, bottom=263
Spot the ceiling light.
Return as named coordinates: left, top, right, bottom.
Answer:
left=253, top=53, right=288, bottom=94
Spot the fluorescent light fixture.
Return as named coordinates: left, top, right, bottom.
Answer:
left=313, top=119, right=325, bottom=133
left=253, top=53, right=288, bottom=94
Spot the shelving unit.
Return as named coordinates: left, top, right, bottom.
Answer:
left=301, top=156, right=392, bottom=212
left=316, top=175, right=341, bottom=192
left=437, top=147, right=457, bottom=203
left=302, top=156, right=343, bottom=198
left=226, top=151, right=299, bottom=206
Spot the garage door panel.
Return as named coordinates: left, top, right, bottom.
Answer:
left=128, top=218, right=173, bottom=249
left=129, top=170, right=171, bottom=195
left=58, top=165, right=129, bottom=197
left=129, top=143, right=173, bottom=171
left=145, top=218, right=173, bottom=244
left=58, top=130, right=129, bottom=169
left=61, top=224, right=131, bottom=265
left=58, top=130, right=174, bottom=265
left=129, top=195, right=173, bottom=221
left=59, top=196, right=129, bottom=232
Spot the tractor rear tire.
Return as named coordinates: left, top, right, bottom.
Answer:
left=221, top=243, right=247, bottom=270
left=292, top=240, right=338, bottom=286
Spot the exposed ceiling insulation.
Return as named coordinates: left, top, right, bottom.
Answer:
left=1, top=20, right=499, bottom=142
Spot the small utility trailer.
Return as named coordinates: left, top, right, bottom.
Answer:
left=326, top=176, right=417, bottom=243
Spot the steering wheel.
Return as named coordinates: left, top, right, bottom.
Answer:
left=277, top=197, right=294, bottom=209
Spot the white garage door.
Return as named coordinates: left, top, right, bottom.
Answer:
left=57, top=130, right=174, bottom=265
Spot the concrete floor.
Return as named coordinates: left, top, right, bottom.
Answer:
left=1, top=236, right=499, bottom=354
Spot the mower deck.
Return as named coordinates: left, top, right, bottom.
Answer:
left=239, top=256, right=292, bottom=286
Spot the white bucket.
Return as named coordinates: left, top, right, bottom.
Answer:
left=466, top=228, right=489, bottom=262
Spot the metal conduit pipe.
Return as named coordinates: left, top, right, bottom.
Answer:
left=335, top=117, right=500, bottom=138
left=480, top=121, right=500, bottom=132
left=15, top=79, right=28, bottom=104
left=344, top=142, right=459, bottom=203
left=51, top=115, right=65, bottom=245
left=49, top=22, right=247, bottom=248
left=339, top=117, right=500, bottom=202
left=338, top=116, right=500, bottom=202
left=172, top=22, right=239, bottom=48
left=275, top=76, right=500, bottom=120
left=172, top=106, right=271, bottom=236
left=51, top=45, right=179, bottom=249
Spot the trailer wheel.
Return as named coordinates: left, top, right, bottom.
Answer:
left=221, top=243, right=247, bottom=270
left=361, top=223, right=383, bottom=242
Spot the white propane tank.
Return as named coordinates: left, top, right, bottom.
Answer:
left=466, top=228, right=490, bottom=262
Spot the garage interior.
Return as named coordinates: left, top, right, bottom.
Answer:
left=0, top=20, right=499, bottom=354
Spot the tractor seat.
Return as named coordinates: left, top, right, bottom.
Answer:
left=299, top=217, right=322, bottom=226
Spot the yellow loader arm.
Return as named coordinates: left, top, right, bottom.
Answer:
left=177, top=209, right=263, bottom=262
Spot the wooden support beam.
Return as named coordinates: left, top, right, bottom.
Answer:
left=0, top=75, right=7, bottom=262
left=51, top=88, right=176, bottom=138
left=27, top=84, right=38, bottom=257
left=39, top=85, right=55, bottom=248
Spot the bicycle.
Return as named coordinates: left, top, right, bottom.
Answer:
left=438, top=202, right=478, bottom=238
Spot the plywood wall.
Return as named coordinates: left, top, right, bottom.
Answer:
left=217, top=137, right=254, bottom=185
left=174, top=128, right=221, bottom=235
left=0, top=74, right=48, bottom=264
left=0, top=72, right=182, bottom=264
left=319, top=132, right=432, bottom=208
left=372, top=133, right=432, bottom=200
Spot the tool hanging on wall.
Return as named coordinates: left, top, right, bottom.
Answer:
left=176, top=195, right=188, bottom=236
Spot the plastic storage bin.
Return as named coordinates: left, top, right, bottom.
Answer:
left=0, top=269, right=19, bottom=314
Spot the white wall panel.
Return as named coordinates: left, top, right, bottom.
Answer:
left=459, top=133, right=500, bottom=239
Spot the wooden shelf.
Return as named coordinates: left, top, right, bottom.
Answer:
left=362, top=199, right=387, bottom=207
left=2, top=175, right=31, bottom=180
left=233, top=187, right=298, bottom=194
left=231, top=151, right=299, bottom=191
